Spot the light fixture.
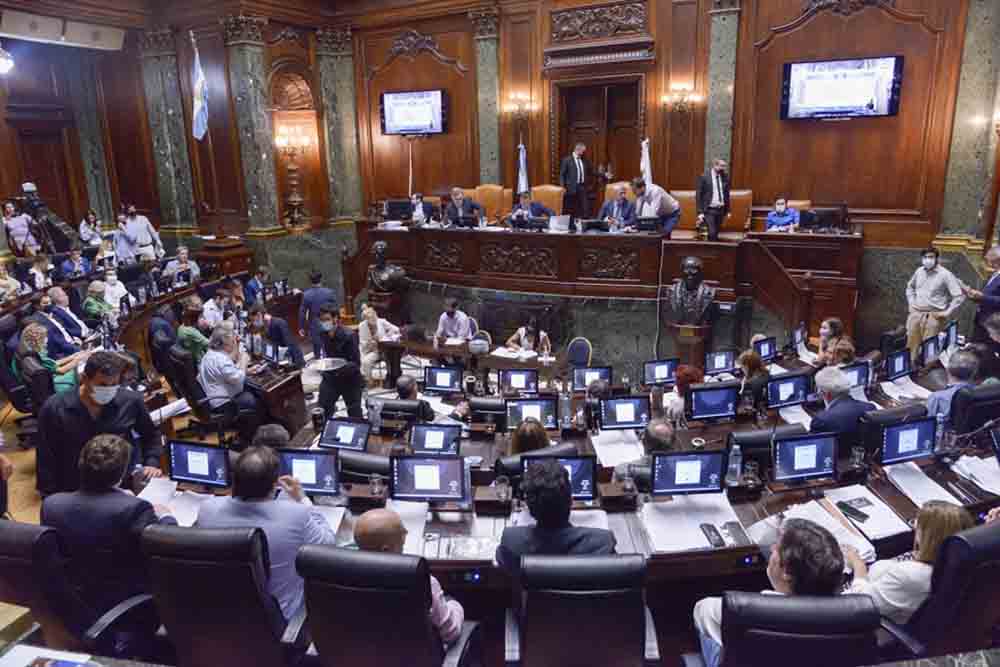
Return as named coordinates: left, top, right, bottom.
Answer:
left=0, top=41, right=13, bottom=75
left=504, top=91, right=538, bottom=144
left=663, top=83, right=703, bottom=114
left=274, top=124, right=312, bottom=227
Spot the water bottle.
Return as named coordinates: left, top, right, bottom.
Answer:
left=370, top=399, right=383, bottom=435
left=935, top=413, right=946, bottom=450
left=559, top=388, right=572, bottom=430
left=726, top=443, right=743, bottom=487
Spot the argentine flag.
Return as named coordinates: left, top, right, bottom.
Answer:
left=191, top=32, right=208, bottom=141
left=640, top=138, right=652, bottom=185
left=516, top=143, right=529, bottom=195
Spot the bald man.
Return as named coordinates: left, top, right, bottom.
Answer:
left=354, top=509, right=465, bottom=644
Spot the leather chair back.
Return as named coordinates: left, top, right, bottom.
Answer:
left=907, top=522, right=1000, bottom=655
left=142, top=525, right=288, bottom=667
left=476, top=184, right=505, bottom=221
left=519, top=555, right=647, bottom=667
left=530, top=185, right=566, bottom=216
left=951, top=383, right=1000, bottom=434
left=0, top=331, right=33, bottom=415
left=19, top=352, right=55, bottom=414
left=502, top=188, right=514, bottom=211
left=296, top=546, right=445, bottom=667
left=196, top=280, right=223, bottom=303
left=673, top=189, right=753, bottom=232
left=495, top=441, right=581, bottom=482
left=150, top=329, right=174, bottom=377
left=423, top=195, right=442, bottom=213
left=602, top=181, right=636, bottom=207
left=0, top=314, right=18, bottom=362
left=786, top=199, right=812, bottom=212
left=167, top=344, right=211, bottom=421
left=720, top=592, right=880, bottom=667
left=566, top=336, right=592, bottom=368
left=338, top=450, right=391, bottom=483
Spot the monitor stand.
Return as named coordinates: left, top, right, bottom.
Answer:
left=766, top=478, right=834, bottom=499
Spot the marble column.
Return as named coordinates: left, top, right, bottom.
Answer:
left=222, top=14, right=281, bottom=234
left=940, top=0, right=1000, bottom=238
left=139, top=29, right=198, bottom=232
left=470, top=7, right=501, bottom=185
left=66, top=53, right=115, bottom=226
left=704, top=0, right=740, bottom=171
left=316, top=26, right=363, bottom=218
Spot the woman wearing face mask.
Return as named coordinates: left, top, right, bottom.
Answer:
left=79, top=209, right=104, bottom=248
left=13, top=323, right=86, bottom=393
left=816, top=317, right=852, bottom=367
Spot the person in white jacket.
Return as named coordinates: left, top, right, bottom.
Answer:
left=357, top=304, right=400, bottom=384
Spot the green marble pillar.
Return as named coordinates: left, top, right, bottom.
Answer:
left=139, top=29, right=198, bottom=232
left=222, top=15, right=281, bottom=234
left=470, top=8, right=501, bottom=185
left=66, top=53, right=115, bottom=226
left=316, top=26, right=363, bottom=218
left=704, top=0, right=740, bottom=171
left=941, top=0, right=1000, bottom=237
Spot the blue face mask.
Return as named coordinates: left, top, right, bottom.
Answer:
left=319, top=321, right=335, bottom=333
left=91, top=384, right=119, bottom=406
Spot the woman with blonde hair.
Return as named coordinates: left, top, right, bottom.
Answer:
left=13, top=323, right=86, bottom=393
left=357, top=304, right=400, bottom=384
left=845, top=500, right=973, bottom=624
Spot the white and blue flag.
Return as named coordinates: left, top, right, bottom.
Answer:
left=191, top=31, right=208, bottom=141
left=516, top=143, right=529, bottom=195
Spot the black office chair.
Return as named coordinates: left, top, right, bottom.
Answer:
left=680, top=592, right=909, bottom=667
left=506, top=555, right=658, bottom=667
left=950, top=383, right=1000, bottom=435
left=338, top=450, right=390, bottom=484
left=166, top=344, right=242, bottom=445
left=296, top=545, right=482, bottom=667
left=197, top=279, right=223, bottom=302
left=149, top=329, right=176, bottom=392
left=0, top=316, right=38, bottom=446
left=0, top=521, right=160, bottom=657
left=18, top=352, right=57, bottom=414
left=142, top=525, right=309, bottom=667
left=494, top=441, right=580, bottom=486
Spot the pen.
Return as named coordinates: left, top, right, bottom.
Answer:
left=946, top=481, right=972, bottom=505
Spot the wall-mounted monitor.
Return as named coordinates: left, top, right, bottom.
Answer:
left=781, top=56, right=904, bottom=120
left=380, top=90, right=448, bottom=136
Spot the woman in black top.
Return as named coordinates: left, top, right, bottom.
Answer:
left=737, top=350, right=770, bottom=409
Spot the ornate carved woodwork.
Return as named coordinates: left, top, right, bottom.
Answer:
left=315, top=25, right=352, bottom=57
left=221, top=14, right=267, bottom=47
left=469, top=7, right=500, bottom=40
left=139, top=28, right=175, bottom=57
left=579, top=248, right=640, bottom=280
left=550, top=2, right=647, bottom=43
left=802, top=0, right=895, bottom=16
left=267, top=26, right=307, bottom=48
left=367, top=29, right=468, bottom=82
left=480, top=243, right=557, bottom=277
left=424, top=240, right=463, bottom=270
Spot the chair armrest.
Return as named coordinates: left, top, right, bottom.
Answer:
left=83, top=593, right=158, bottom=645
left=504, top=608, right=520, bottom=666
left=679, top=654, right=706, bottom=667
left=442, top=620, right=481, bottom=667
left=280, top=604, right=311, bottom=659
left=878, top=617, right=925, bottom=658
left=644, top=605, right=661, bottom=666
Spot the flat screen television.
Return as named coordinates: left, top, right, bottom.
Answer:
left=781, top=56, right=904, bottom=120
left=380, top=90, right=448, bottom=136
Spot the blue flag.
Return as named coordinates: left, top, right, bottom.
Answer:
left=191, top=32, right=208, bottom=141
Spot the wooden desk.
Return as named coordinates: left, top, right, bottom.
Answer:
left=247, top=365, right=308, bottom=435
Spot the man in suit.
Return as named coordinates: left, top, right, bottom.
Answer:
left=48, top=286, right=91, bottom=342
left=597, top=184, right=637, bottom=227
left=510, top=191, right=555, bottom=220
left=696, top=158, right=730, bottom=241
left=963, top=246, right=1000, bottom=343
left=244, top=265, right=270, bottom=306
left=409, top=193, right=438, bottom=224
left=41, top=434, right=175, bottom=616
left=33, top=292, right=80, bottom=359
left=249, top=303, right=304, bottom=368
left=496, top=458, right=616, bottom=575
left=444, top=187, right=483, bottom=224
left=298, top=270, right=337, bottom=358
left=810, top=366, right=876, bottom=448
left=59, top=247, right=92, bottom=280
left=560, top=142, right=591, bottom=220
left=396, top=374, right=469, bottom=423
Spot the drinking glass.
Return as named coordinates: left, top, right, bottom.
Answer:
left=850, top=446, right=866, bottom=470
left=494, top=475, right=511, bottom=504
left=369, top=474, right=385, bottom=497
left=742, top=460, right=761, bottom=488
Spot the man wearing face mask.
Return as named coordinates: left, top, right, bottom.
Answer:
left=119, top=204, right=163, bottom=262
left=765, top=197, right=800, bottom=232
left=202, top=287, right=231, bottom=329
left=696, top=159, right=730, bottom=242
left=32, top=292, right=82, bottom=359
left=248, top=304, right=304, bottom=368
left=316, top=303, right=364, bottom=419
left=905, top=247, right=964, bottom=361
left=36, top=351, right=163, bottom=497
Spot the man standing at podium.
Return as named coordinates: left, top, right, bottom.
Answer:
left=696, top=159, right=730, bottom=241
left=560, top=142, right=590, bottom=220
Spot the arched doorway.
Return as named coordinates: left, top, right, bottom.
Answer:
left=270, top=67, right=326, bottom=227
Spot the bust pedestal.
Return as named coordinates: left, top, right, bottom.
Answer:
left=667, top=322, right=712, bottom=368
left=367, top=287, right=404, bottom=325
left=194, top=237, right=253, bottom=278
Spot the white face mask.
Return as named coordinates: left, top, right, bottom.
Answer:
left=107, top=276, right=117, bottom=285
left=91, top=384, right=119, bottom=405
left=922, top=257, right=936, bottom=270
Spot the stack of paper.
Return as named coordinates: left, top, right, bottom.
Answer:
left=885, top=461, right=957, bottom=507
left=797, top=342, right=818, bottom=365
left=824, top=485, right=910, bottom=540
left=848, top=386, right=881, bottom=407
left=641, top=494, right=744, bottom=553
left=893, top=376, right=932, bottom=400
left=782, top=500, right=876, bottom=562
left=952, top=456, right=1000, bottom=495
left=386, top=499, right=429, bottom=556
left=768, top=363, right=790, bottom=375
left=444, top=337, right=466, bottom=347
left=490, top=347, right=520, bottom=359
left=591, top=429, right=645, bottom=468
left=779, top=405, right=813, bottom=429
left=138, top=478, right=212, bottom=527
left=314, top=506, right=347, bottom=533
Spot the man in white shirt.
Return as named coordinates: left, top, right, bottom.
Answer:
left=559, top=142, right=590, bottom=220
left=434, top=298, right=472, bottom=347
left=120, top=204, right=163, bottom=261
left=197, top=326, right=264, bottom=447
left=631, top=177, right=681, bottom=238
left=102, top=268, right=134, bottom=315
left=201, top=288, right=231, bottom=329
left=905, top=247, right=965, bottom=361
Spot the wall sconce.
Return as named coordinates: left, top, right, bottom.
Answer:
left=274, top=125, right=312, bottom=228
left=504, top=92, right=539, bottom=143
left=663, top=83, right=703, bottom=114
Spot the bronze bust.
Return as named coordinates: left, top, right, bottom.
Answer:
left=667, top=256, right=716, bottom=325
left=368, top=240, right=407, bottom=292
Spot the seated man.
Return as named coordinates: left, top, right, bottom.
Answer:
left=195, top=446, right=336, bottom=621
left=613, top=418, right=675, bottom=484
left=810, top=366, right=877, bottom=448
left=354, top=508, right=464, bottom=645
left=597, top=185, right=637, bottom=228
left=765, top=197, right=800, bottom=232
left=316, top=303, right=364, bottom=419
left=49, top=286, right=91, bottom=342
left=0, top=260, right=24, bottom=302
left=926, top=350, right=978, bottom=427
left=631, top=177, right=681, bottom=237
left=409, top=193, right=438, bottom=225
left=248, top=303, right=304, bottom=368
left=510, top=191, right=555, bottom=221
left=202, top=288, right=231, bottom=329
left=358, top=304, right=400, bottom=383
left=396, top=374, right=468, bottom=423
left=444, top=187, right=483, bottom=224
left=252, top=423, right=290, bottom=449
left=197, top=326, right=265, bottom=448
left=41, top=434, right=175, bottom=616
left=496, top=458, right=616, bottom=574
left=33, top=292, right=81, bottom=359
left=60, top=247, right=92, bottom=280
left=434, top=298, right=473, bottom=346
left=162, top=244, right=201, bottom=285
left=693, top=518, right=845, bottom=667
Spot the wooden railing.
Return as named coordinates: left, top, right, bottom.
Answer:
left=740, top=238, right=813, bottom=332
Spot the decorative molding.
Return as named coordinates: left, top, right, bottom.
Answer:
left=579, top=248, right=640, bottom=280
left=367, top=29, right=468, bottom=82
left=551, top=2, right=646, bottom=43
left=424, top=241, right=463, bottom=270
left=803, top=0, right=894, bottom=17
left=544, top=43, right=655, bottom=70
left=933, top=234, right=987, bottom=255
left=316, top=25, right=353, bottom=57
left=481, top=243, right=557, bottom=277
left=221, top=14, right=267, bottom=47
left=469, top=7, right=500, bottom=40
left=267, top=26, right=306, bottom=48
left=139, top=28, right=175, bottom=58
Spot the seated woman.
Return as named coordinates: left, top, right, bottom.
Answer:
left=666, top=365, right=705, bottom=422
left=0, top=261, right=24, bottom=302
left=83, top=281, right=114, bottom=320
left=737, top=350, right=770, bottom=408
left=177, top=297, right=211, bottom=366
left=833, top=338, right=857, bottom=367
left=358, top=304, right=401, bottom=384
left=14, top=323, right=85, bottom=393
left=817, top=317, right=852, bottom=367
left=505, top=318, right=551, bottom=355
left=845, top=500, right=972, bottom=624
left=510, top=417, right=550, bottom=455
left=28, top=255, right=52, bottom=291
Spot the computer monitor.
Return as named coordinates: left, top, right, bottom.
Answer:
left=704, top=350, right=736, bottom=376
left=277, top=448, right=339, bottom=497
left=688, top=381, right=740, bottom=422
left=766, top=372, right=811, bottom=410
left=650, top=450, right=728, bottom=496
left=389, top=455, right=466, bottom=503
left=919, top=334, right=941, bottom=367
left=521, top=455, right=597, bottom=501
left=468, top=397, right=507, bottom=432
left=881, top=416, right=936, bottom=466
left=944, top=320, right=958, bottom=349
left=754, top=336, right=778, bottom=363
left=500, top=368, right=539, bottom=393
left=599, top=396, right=651, bottom=430
left=506, top=397, right=559, bottom=431
left=263, top=340, right=278, bottom=364
left=885, top=349, right=911, bottom=381
left=572, top=366, right=612, bottom=392
left=580, top=219, right=608, bottom=233
left=175, top=269, right=192, bottom=286
left=409, top=423, right=462, bottom=456
left=841, top=360, right=870, bottom=389
left=168, top=441, right=230, bottom=488
left=384, top=199, right=412, bottom=220
left=318, top=418, right=370, bottom=451
left=643, top=358, right=679, bottom=386
left=791, top=324, right=807, bottom=348
left=423, top=366, right=463, bottom=393
left=772, top=432, right=838, bottom=484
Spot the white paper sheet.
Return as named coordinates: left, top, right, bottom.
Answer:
left=879, top=381, right=910, bottom=402
left=885, top=461, right=958, bottom=508
left=171, top=490, right=213, bottom=527
left=0, top=645, right=92, bottom=667
left=893, top=376, right=932, bottom=400
left=490, top=347, right=520, bottom=358
left=782, top=500, right=876, bottom=562
left=952, top=455, right=1000, bottom=496
left=151, top=398, right=190, bottom=425
left=769, top=363, right=789, bottom=375
left=849, top=386, right=882, bottom=407
left=779, top=405, right=813, bottom=429
left=138, top=477, right=178, bottom=506
left=444, top=337, right=466, bottom=347
left=797, top=342, right=818, bottom=365
left=823, top=485, right=911, bottom=541
left=590, top=429, right=645, bottom=468
left=314, top=506, right=346, bottom=532
left=640, top=494, right=743, bottom=553
left=386, top=499, right=429, bottom=556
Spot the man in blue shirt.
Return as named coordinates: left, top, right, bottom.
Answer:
left=60, top=247, right=92, bottom=279
left=597, top=184, right=636, bottom=227
left=926, top=350, right=978, bottom=427
left=765, top=197, right=800, bottom=232
left=299, top=270, right=337, bottom=358
left=510, top=191, right=555, bottom=220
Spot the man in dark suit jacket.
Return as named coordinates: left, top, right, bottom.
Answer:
left=963, top=246, right=1000, bottom=343
left=33, top=292, right=80, bottom=359
left=598, top=184, right=637, bottom=227
left=696, top=158, right=731, bottom=241
left=496, top=458, right=616, bottom=575
left=49, top=286, right=91, bottom=342
left=444, top=188, right=483, bottom=224
left=410, top=193, right=439, bottom=223
left=560, top=142, right=591, bottom=219
left=41, top=434, right=175, bottom=616
left=510, top=192, right=555, bottom=220
left=810, top=366, right=876, bottom=448
left=249, top=304, right=304, bottom=368
left=299, top=270, right=338, bottom=358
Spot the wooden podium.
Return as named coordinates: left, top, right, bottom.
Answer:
left=194, top=237, right=253, bottom=278
left=667, top=322, right=712, bottom=368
